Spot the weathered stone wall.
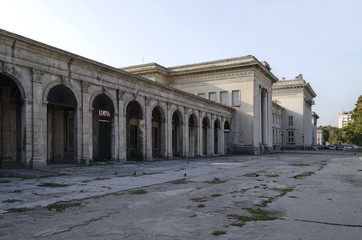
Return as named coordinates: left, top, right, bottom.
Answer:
left=0, top=29, right=233, bottom=168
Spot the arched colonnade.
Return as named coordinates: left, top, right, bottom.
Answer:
left=0, top=72, right=232, bottom=168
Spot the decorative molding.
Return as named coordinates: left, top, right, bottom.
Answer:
left=3, top=64, right=21, bottom=79
left=82, top=81, right=90, bottom=93
left=173, top=71, right=253, bottom=84
left=32, top=69, right=43, bottom=83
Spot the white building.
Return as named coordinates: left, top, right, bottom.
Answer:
left=272, top=75, right=317, bottom=150
left=338, top=111, right=353, bottom=128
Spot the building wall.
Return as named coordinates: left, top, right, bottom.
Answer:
left=123, top=57, right=278, bottom=155
left=0, top=29, right=233, bottom=169
left=272, top=76, right=317, bottom=150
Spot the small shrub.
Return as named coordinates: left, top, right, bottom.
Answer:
left=197, top=204, right=205, bottom=208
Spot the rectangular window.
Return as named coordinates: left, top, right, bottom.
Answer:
left=220, top=91, right=227, bottom=105
left=198, top=93, right=205, bottom=98
left=288, top=131, right=294, bottom=143
left=288, top=116, right=294, bottom=126
left=232, top=90, right=240, bottom=106
left=209, top=92, right=216, bottom=102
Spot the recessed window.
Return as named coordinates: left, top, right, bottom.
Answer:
left=288, top=116, right=294, bottom=126
left=232, top=90, right=240, bottom=106
left=198, top=93, right=206, bottom=98
left=209, top=92, right=216, bottom=102
left=288, top=131, right=294, bottom=143
left=220, top=91, right=227, bottom=105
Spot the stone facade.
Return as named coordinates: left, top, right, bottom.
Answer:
left=123, top=57, right=278, bottom=155
left=0, top=29, right=233, bottom=169
left=272, top=75, right=317, bottom=150
left=272, top=101, right=284, bottom=150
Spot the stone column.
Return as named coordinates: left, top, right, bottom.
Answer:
left=31, top=69, right=47, bottom=169
left=145, top=97, right=153, bottom=161
left=166, top=104, right=173, bottom=159
left=210, top=115, right=215, bottom=155
left=118, top=92, right=126, bottom=162
left=81, top=81, right=92, bottom=163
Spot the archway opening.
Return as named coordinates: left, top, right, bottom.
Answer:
left=172, top=111, right=183, bottom=157
left=224, top=121, right=230, bottom=154
left=152, top=106, right=165, bottom=159
left=92, top=94, right=114, bottom=161
left=126, top=101, right=143, bottom=161
left=188, top=114, right=198, bottom=157
left=202, top=117, right=210, bottom=155
left=47, top=85, right=77, bottom=163
left=0, top=74, right=24, bottom=168
left=214, top=120, right=220, bottom=154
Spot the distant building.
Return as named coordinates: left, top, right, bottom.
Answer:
left=272, top=74, right=317, bottom=150
left=338, top=111, right=353, bottom=128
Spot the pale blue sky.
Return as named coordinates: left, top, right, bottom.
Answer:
left=1, top=0, right=361, bottom=126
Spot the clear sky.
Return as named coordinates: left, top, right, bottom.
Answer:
left=1, top=0, right=361, bottom=126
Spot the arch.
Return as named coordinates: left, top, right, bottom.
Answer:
left=0, top=73, right=26, bottom=168
left=92, top=94, right=115, bottom=161
left=46, top=85, right=77, bottom=163
left=202, top=116, right=210, bottom=155
left=214, top=119, right=221, bottom=154
left=47, top=85, right=77, bottom=108
left=188, top=113, right=198, bottom=157
left=172, top=110, right=183, bottom=157
left=151, top=105, right=166, bottom=159
left=43, top=81, right=80, bottom=106
left=126, top=100, right=143, bottom=161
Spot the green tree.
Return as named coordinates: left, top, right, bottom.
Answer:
left=344, top=95, right=362, bottom=146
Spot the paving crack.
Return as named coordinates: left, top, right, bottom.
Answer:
left=293, top=218, right=362, bottom=228
left=35, top=212, right=114, bottom=237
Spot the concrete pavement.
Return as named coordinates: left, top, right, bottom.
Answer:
left=0, top=152, right=361, bottom=239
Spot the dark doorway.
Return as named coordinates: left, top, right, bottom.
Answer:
left=0, top=74, right=24, bottom=168
left=188, top=114, right=197, bottom=157
left=152, top=106, right=165, bottom=159
left=202, top=117, right=210, bottom=155
left=214, top=120, right=220, bottom=154
left=172, top=111, right=183, bottom=157
left=126, top=101, right=143, bottom=161
left=47, top=85, right=77, bottom=163
left=92, top=94, right=114, bottom=161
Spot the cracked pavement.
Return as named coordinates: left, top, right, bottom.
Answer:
left=0, top=151, right=362, bottom=239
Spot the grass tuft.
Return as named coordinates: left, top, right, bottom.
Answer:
left=171, top=179, right=189, bottom=184
left=190, top=197, right=207, bottom=202
left=46, top=202, right=81, bottom=212
left=38, top=182, right=70, bottom=188
left=211, top=194, right=222, bottom=197
left=2, top=199, right=23, bottom=203
left=212, top=230, right=227, bottom=236
left=7, top=207, right=34, bottom=213
left=130, top=189, right=148, bottom=194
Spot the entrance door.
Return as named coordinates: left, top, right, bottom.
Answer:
left=98, top=120, right=111, bottom=160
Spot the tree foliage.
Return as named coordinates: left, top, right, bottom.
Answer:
left=322, top=95, right=362, bottom=146
left=344, top=95, right=362, bottom=146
